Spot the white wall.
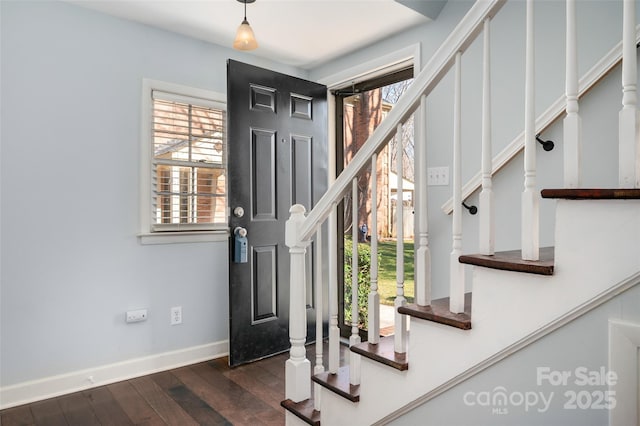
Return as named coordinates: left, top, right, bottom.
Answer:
left=310, top=0, right=475, bottom=84
left=391, top=283, right=640, bottom=426
left=312, top=0, right=635, bottom=300
left=0, top=0, right=306, bottom=399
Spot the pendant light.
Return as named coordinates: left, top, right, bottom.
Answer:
left=233, top=0, right=258, bottom=51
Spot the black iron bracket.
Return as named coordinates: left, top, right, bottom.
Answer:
left=536, top=134, right=555, bottom=151
left=462, top=202, right=478, bottom=215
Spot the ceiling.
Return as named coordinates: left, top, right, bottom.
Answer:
left=65, top=0, right=445, bottom=69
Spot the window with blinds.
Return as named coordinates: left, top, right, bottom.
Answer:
left=151, top=90, right=227, bottom=231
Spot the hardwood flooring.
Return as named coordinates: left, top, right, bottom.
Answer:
left=1, top=342, right=345, bottom=426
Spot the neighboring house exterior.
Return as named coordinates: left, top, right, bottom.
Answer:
left=343, top=90, right=414, bottom=239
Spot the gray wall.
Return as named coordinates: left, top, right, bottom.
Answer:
left=391, top=283, right=640, bottom=426
left=0, top=0, right=305, bottom=387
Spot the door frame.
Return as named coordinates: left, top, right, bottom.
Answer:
left=333, top=67, right=415, bottom=339
left=320, top=44, right=421, bottom=338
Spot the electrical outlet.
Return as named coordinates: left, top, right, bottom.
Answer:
left=126, top=309, right=147, bottom=323
left=171, top=306, right=182, bottom=325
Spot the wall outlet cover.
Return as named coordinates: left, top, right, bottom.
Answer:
left=126, top=309, right=147, bottom=323
left=171, top=306, right=182, bottom=325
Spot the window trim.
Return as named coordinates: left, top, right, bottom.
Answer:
left=139, top=79, right=229, bottom=244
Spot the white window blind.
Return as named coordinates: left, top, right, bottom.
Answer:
left=151, top=90, right=227, bottom=232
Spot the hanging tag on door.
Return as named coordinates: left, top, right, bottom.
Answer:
left=233, top=227, right=248, bottom=263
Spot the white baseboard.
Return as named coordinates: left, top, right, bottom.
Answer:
left=0, top=340, right=229, bottom=410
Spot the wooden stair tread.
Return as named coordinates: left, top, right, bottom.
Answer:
left=541, top=188, right=640, bottom=199
left=459, top=247, right=554, bottom=275
left=311, top=366, right=360, bottom=402
left=350, top=335, right=408, bottom=371
left=281, top=398, right=320, bottom=426
left=399, top=292, right=472, bottom=330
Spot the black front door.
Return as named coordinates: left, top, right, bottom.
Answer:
left=227, top=60, right=328, bottom=366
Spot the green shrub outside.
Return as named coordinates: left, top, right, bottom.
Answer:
left=344, top=238, right=375, bottom=328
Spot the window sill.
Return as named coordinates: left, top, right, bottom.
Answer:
left=138, top=229, right=230, bottom=245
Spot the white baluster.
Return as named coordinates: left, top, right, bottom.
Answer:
left=415, top=94, right=432, bottom=306
left=368, top=154, right=380, bottom=344
left=450, top=51, right=465, bottom=314
left=350, top=178, right=361, bottom=385
left=285, top=204, right=310, bottom=402
left=327, top=91, right=339, bottom=375
left=619, top=0, right=640, bottom=188
left=313, top=228, right=324, bottom=410
left=395, top=123, right=408, bottom=353
left=564, top=0, right=582, bottom=188
left=522, top=0, right=539, bottom=261
left=328, top=206, right=339, bottom=374
left=479, top=18, right=495, bottom=256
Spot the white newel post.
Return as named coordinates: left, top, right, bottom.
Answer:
left=415, top=94, right=432, bottom=306
left=564, top=0, right=582, bottom=188
left=619, top=0, right=640, bottom=188
left=350, top=178, right=361, bottom=385
left=395, top=123, right=408, bottom=353
left=450, top=51, right=465, bottom=314
left=285, top=204, right=311, bottom=402
left=522, top=0, right=540, bottom=261
left=368, top=154, right=380, bottom=344
left=479, top=18, right=495, bottom=256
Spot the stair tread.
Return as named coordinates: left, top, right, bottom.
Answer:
left=541, top=188, right=640, bottom=199
left=459, top=247, right=554, bottom=275
left=399, top=292, right=472, bottom=330
left=312, top=366, right=360, bottom=402
left=350, top=335, right=409, bottom=371
left=281, top=398, right=320, bottom=426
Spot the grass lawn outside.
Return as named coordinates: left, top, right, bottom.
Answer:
left=376, top=239, right=414, bottom=306
left=343, top=237, right=415, bottom=327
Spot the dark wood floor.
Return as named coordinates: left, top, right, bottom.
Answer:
left=1, top=342, right=345, bottom=426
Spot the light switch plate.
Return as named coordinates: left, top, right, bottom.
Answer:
left=427, top=167, right=449, bottom=186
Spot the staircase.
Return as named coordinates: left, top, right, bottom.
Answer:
left=282, top=0, right=640, bottom=425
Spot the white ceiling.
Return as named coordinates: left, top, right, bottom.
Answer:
left=64, top=0, right=439, bottom=69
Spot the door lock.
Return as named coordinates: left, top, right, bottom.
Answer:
left=233, top=206, right=245, bottom=218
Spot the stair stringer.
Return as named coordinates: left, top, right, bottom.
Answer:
left=317, top=199, right=640, bottom=426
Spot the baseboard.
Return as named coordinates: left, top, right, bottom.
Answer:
left=0, top=340, right=229, bottom=410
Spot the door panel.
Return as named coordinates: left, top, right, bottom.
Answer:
left=252, top=245, right=277, bottom=323
left=227, top=60, right=327, bottom=366
left=292, top=135, right=313, bottom=207
left=251, top=128, right=277, bottom=219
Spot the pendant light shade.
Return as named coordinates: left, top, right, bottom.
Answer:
left=233, top=0, right=258, bottom=51
left=233, top=19, right=258, bottom=50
